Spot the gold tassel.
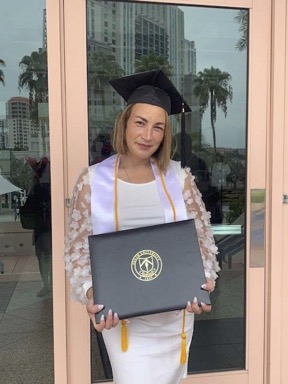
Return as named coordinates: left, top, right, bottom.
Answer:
left=116, top=159, right=127, bottom=353
left=180, top=309, right=187, bottom=365
left=121, top=320, right=128, bottom=352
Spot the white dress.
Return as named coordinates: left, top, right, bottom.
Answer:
left=103, top=179, right=194, bottom=383
left=64, top=160, right=220, bottom=384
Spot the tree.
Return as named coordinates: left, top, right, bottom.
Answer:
left=18, top=49, right=49, bottom=152
left=87, top=50, right=124, bottom=121
left=226, top=159, right=245, bottom=189
left=226, top=196, right=245, bottom=224
left=234, top=10, right=248, bottom=52
left=135, top=53, right=173, bottom=76
left=0, top=59, right=6, bottom=86
left=193, top=66, right=233, bottom=159
left=9, top=155, right=33, bottom=191
left=18, top=49, right=48, bottom=120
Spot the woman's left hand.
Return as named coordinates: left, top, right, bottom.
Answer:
left=186, top=278, right=215, bottom=314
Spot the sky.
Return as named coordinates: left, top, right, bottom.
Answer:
left=0, top=1, right=247, bottom=149
left=179, top=6, right=247, bottom=149
left=0, top=0, right=45, bottom=115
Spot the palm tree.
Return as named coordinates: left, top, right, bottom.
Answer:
left=87, top=50, right=124, bottom=121
left=0, top=59, right=6, bottom=86
left=234, top=10, right=248, bottom=52
left=18, top=49, right=48, bottom=151
left=193, top=66, right=233, bottom=159
left=18, top=49, right=48, bottom=120
left=135, top=53, right=173, bottom=76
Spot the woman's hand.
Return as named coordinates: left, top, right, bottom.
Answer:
left=185, top=297, right=211, bottom=314
left=86, top=288, right=119, bottom=332
left=202, top=278, right=215, bottom=293
left=186, top=278, right=215, bottom=314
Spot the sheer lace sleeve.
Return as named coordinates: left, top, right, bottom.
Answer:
left=64, top=167, right=93, bottom=304
left=180, top=166, right=220, bottom=285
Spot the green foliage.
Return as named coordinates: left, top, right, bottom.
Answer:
left=18, top=49, right=48, bottom=125
left=193, top=66, right=233, bottom=158
left=88, top=50, right=124, bottom=97
left=87, top=50, right=124, bottom=122
left=226, top=159, right=245, bottom=188
left=0, top=58, right=6, bottom=86
left=13, top=144, right=29, bottom=151
left=9, top=155, right=33, bottom=191
left=190, top=132, right=211, bottom=152
left=135, top=54, right=173, bottom=76
left=226, top=195, right=245, bottom=224
left=234, top=10, right=248, bottom=52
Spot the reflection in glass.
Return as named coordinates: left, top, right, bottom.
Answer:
left=87, top=1, right=247, bottom=380
left=250, top=189, right=265, bottom=268
left=0, top=2, right=53, bottom=383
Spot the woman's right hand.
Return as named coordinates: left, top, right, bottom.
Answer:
left=86, top=288, right=119, bottom=332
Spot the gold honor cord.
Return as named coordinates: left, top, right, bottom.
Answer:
left=113, top=155, right=187, bottom=364
left=114, top=155, right=120, bottom=232
left=159, top=169, right=177, bottom=222
left=180, top=309, right=187, bottom=365
left=114, top=156, right=127, bottom=350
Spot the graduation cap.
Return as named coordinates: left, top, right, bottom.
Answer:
left=109, top=70, right=191, bottom=167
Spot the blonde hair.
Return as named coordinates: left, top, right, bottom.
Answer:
left=112, top=104, right=172, bottom=173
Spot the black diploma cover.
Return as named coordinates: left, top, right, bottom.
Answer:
left=88, top=219, right=210, bottom=322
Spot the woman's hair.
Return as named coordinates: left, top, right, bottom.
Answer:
left=112, top=104, right=172, bottom=173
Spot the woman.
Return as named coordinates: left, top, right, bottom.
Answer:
left=65, top=70, right=220, bottom=384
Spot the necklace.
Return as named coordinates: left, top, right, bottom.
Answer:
left=123, top=166, right=133, bottom=183
left=122, top=162, right=151, bottom=184
left=114, top=154, right=177, bottom=231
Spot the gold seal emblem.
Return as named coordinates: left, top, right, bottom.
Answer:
left=131, top=250, right=162, bottom=281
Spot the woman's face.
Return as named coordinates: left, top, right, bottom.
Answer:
left=125, top=103, right=166, bottom=161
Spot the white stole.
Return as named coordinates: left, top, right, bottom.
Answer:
left=91, top=154, right=187, bottom=235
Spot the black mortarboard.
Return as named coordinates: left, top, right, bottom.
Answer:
left=109, top=70, right=191, bottom=116
left=110, top=70, right=191, bottom=167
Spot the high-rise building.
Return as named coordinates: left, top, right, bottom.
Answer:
left=87, top=0, right=120, bottom=135
left=134, top=15, right=168, bottom=62
left=86, top=1, right=201, bottom=138
left=183, top=39, right=197, bottom=76
left=182, top=41, right=200, bottom=138
left=42, top=9, right=47, bottom=50
left=6, top=97, right=31, bottom=150
left=0, top=119, right=8, bottom=149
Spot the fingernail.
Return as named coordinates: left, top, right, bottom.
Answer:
left=187, top=301, right=192, bottom=307
left=108, top=309, right=112, bottom=315
left=201, top=284, right=207, bottom=290
left=98, top=304, right=104, bottom=311
left=200, top=302, right=205, bottom=307
left=193, top=297, right=198, bottom=303
left=100, top=314, right=105, bottom=322
left=114, top=313, right=118, bottom=319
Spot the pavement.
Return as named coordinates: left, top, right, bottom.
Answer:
left=0, top=210, right=55, bottom=384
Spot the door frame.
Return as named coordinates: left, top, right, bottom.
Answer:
left=46, top=0, right=288, bottom=383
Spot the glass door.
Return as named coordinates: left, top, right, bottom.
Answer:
left=86, top=2, right=247, bottom=380
left=0, top=1, right=54, bottom=383
left=62, top=0, right=270, bottom=383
